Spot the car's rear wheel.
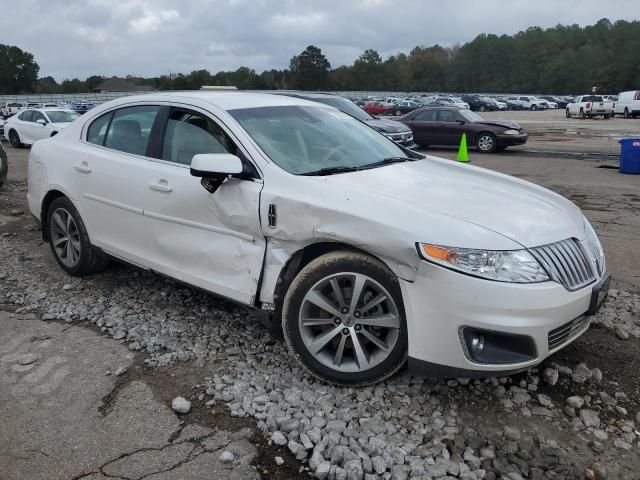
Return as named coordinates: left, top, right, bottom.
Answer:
left=579, top=109, right=586, bottom=119
left=394, top=109, right=401, bottom=116
left=624, top=108, right=630, bottom=119
left=282, top=251, right=407, bottom=386
left=479, top=106, right=486, bottom=112
left=8, top=130, right=22, bottom=148
left=476, top=132, right=497, bottom=153
left=47, top=197, right=109, bottom=276
left=565, top=109, right=571, bottom=118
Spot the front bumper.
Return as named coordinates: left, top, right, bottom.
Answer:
left=497, top=133, right=528, bottom=147
left=402, top=260, right=606, bottom=376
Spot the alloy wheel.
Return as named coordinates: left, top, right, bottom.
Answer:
left=50, top=207, right=81, bottom=268
left=477, top=134, right=495, bottom=152
left=298, top=272, right=401, bottom=373
left=9, top=130, right=20, bottom=147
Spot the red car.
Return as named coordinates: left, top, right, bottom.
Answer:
left=363, top=102, right=391, bottom=115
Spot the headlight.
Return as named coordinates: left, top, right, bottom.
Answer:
left=417, top=243, right=549, bottom=283
left=503, top=129, right=520, bottom=135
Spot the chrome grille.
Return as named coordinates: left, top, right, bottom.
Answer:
left=530, top=239, right=596, bottom=291
left=548, top=315, right=589, bottom=350
left=583, top=221, right=605, bottom=275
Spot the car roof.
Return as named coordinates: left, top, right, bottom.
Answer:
left=415, top=105, right=465, bottom=110
left=104, top=91, right=322, bottom=111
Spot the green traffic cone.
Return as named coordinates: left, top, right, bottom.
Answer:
left=457, top=133, right=469, bottom=162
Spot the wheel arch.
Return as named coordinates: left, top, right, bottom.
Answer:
left=266, top=241, right=400, bottom=337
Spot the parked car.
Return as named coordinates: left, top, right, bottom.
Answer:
left=461, top=95, right=498, bottom=112
left=363, top=102, right=392, bottom=116
left=490, top=98, right=508, bottom=110
left=389, top=101, right=421, bottom=116
left=0, top=118, right=4, bottom=139
left=70, top=101, right=96, bottom=114
left=566, top=95, right=613, bottom=119
left=3, top=102, right=27, bottom=118
left=541, top=96, right=568, bottom=109
left=399, top=106, right=528, bottom=152
left=516, top=96, right=547, bottom=110
left=433, top=97, right=470, bottom=109
left=504, top=97, right=527, bottom=110
left=613, top=91, right=640, bottom=118
left=275, top=92, right=416, bottom=149
left=27, top=92, right=608, bottom=385
left=4, top=108, right=80, bottom=147
left=0, top=141, right=7, bottom=186
left=536, top=97, right=557, bottom=109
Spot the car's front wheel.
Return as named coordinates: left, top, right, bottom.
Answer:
left=476, top=132, right=497, bottom=153
left=565, top=109, right=571, bottom=118
left=282, top=251, right=407, bottom=386
left=47, top=197, right=109, bottom=276
left=8, top=129, right=22, bottom=148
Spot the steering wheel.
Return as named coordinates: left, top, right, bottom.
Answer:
left=320, top=145, right=348, bottom=164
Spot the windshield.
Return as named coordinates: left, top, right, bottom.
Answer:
left=458, top=109, right=485, bottom=122
left=312, top=96, right=373, bottom=122
left=45, top=110, right=80, bottom=123
left=230, top=105, right=410, bottom=175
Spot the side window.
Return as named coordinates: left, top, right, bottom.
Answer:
left=162, top=109, right=235, bottom=166
left=32, top=111, right=46, bottom=123
left=87, top=111, right=113, bottom=146
left=437, top=110, right=460, bottom=122
left=105, top=105, right=161, bottom=156
left=414, top=110, right=437, bottom=121
left=19, top=111, right=34, bottom=122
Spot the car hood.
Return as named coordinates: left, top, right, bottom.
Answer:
left=475, top=120, right=522, bottom=130
left=365, top=118, right=412, bottom=133
left=318, top=156, right=582, bottom=248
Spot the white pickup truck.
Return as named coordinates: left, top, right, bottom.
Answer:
left=565, top=95, right=614, bottom=119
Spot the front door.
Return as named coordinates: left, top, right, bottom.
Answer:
left=140, top=106, right=265, bottom=305
left=435, top=109, right=468, bottom=145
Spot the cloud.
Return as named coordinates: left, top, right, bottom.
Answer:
left=0, top=0, right=637, bottom=80
left=129, top=9, right=179, bottom=34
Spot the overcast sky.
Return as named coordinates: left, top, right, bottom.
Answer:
left=2, top=0, right=637, bottom=81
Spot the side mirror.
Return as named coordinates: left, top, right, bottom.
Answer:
left=190, top=153, right=243, bottom=194
left=36, top=119, right=47, bottom=125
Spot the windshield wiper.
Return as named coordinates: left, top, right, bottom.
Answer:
left=301, top=157, right=413, bottom=176
left=301, top=165, right=362, bottom=176
left=358, top=157, right=413, bottom=170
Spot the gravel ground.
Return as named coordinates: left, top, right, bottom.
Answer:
left=1, top=145, right=640, bottom=480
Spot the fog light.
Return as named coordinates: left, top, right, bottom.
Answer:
left=470, top=335, right=485, bottom=353
left=461, top=327, right=536, bottom=365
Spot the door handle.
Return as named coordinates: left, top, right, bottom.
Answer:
left=74, top=162, right=91, bottom=173
left=149, top=180, right=172, bottom=193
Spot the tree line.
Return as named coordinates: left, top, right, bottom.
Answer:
left=2, top=18, right=639, bottom=96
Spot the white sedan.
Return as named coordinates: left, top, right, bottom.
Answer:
left=27, top=92, right=609, bottom=385
left=5, top=108, right=80, bottom=147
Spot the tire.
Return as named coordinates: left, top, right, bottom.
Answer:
left=565, top=109, right=571, bottom=118
left=8, top=129, right=22, bottom=148
left=475, top=132, right=497, bottom=153
left=479, top=106, right=486, bottom=112
left=282, top=251, right=408, bottom=386
left=579, top=109, right=586, bottom=119
left=624, top=108, right=630, bottom=119
left=46, top=196, right=109, bottom=276
left=531, top=105, right=537, bottom=111
left=604, top=114, right=611, bottom=120
left=394, top=110, right=401, bottom=116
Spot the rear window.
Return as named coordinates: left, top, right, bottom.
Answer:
left=583, top=96, right=603, bottom=102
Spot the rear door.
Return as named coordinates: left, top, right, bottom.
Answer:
left=139, top=104, right=265, bottom=305
left=15, top=110, right=35, bottom=143
left=74, top=104, right=164, bottom=265
left=404, top=109, right=438, bottom=146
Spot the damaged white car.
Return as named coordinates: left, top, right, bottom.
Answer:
left=27, top=92, right=609, bottom=385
